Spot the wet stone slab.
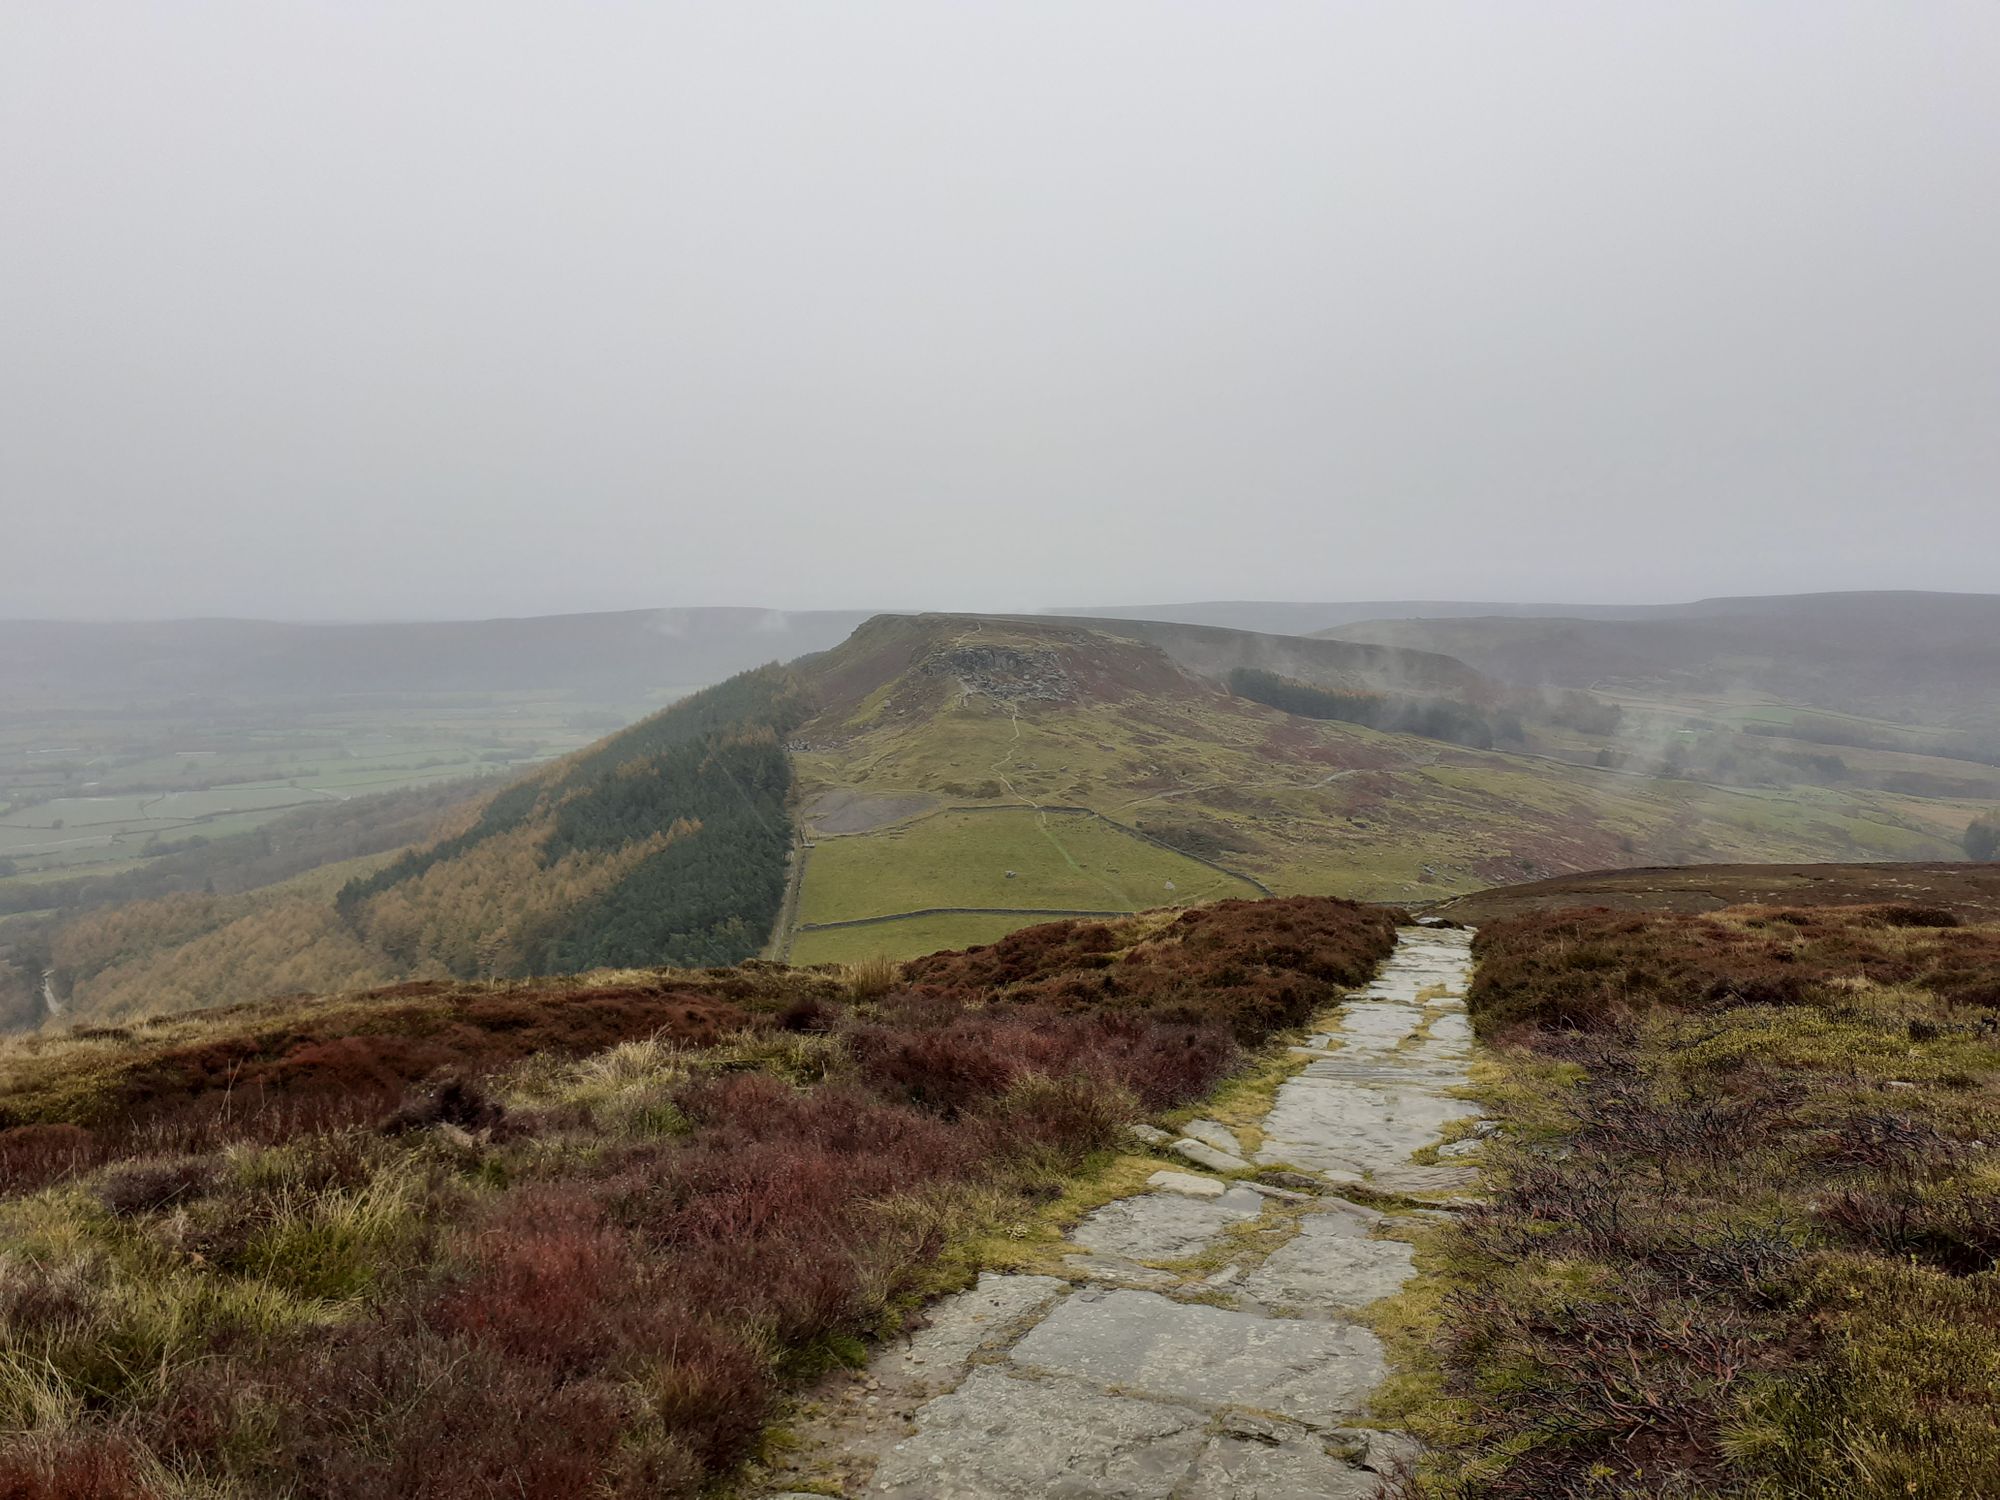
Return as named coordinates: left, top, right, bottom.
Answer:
left=1008, top=1288, right=1387, bottom=1428
left=874, top=1273, right=1069, bottom=1392
left=1236, top=1211, right=1418, bottom=1310
left=1258, top=1079, right=1479, bottom=1178
left=1170, top=1137, right=1252, bottom=1173
left=870, top=1367, right=1208, bottom=1500
left=1333, top=1004, right=1427, bottom=1052
left=1069, top=1187, right=1265, bottom=1262
left=1181, top=1119, right=1245, bottom=1155
left=1181, top=1433, right=1384, bottom=1500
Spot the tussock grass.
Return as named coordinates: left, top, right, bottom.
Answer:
left=840, top=954, right=901, bottom=1001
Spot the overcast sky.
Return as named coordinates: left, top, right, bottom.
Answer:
left=4, top=4, right=1997, bottom=621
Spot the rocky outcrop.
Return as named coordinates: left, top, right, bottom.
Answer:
left=919, top=645, right=1074, bottom=702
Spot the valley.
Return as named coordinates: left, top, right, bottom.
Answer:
left=10, top=598, right=2000, bottom=1030
left=12, top=11, right=1995, bottom=1492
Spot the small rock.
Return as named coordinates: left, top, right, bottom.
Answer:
left=1148, top=1169, right=1226, bottom=1198
left=1219, top=1412, right=1285, bottom=1443
left=1172, top=1138, right=1252, bottom=1173
left=1061, top=1253, right=1181, bottom=1289
left=1359, top=1429, right=1425, bottom=1474
left=1242, top=1181, right=1310, bottom=1203
left=1182, top=1118, right=1244, bottom=1155
left=1437, top=1139, right=1482, bottom=1160
left=1255, top=1169, right=1325, bottom=1194
left=1127, top=1123, right=1174, bottom=1147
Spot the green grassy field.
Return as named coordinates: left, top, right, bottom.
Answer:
left=793, top=807, right=1262, bottom=927
left=786, top=910, right=1042, bottom=966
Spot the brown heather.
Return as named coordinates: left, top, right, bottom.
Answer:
left=1400, top=900, right=2000, bottom=1500
left=0, top=896, right=1397, bottom=1498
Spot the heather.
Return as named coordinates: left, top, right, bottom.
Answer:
left=0, top=896, right=1395, bottom=1496
left=1402, top=902, right=2000, bottom=1499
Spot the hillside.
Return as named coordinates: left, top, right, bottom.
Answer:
left=0, top=607, right=873, bottom=897
left=0, top=779, right=483, bottom=1029
left=1323, top=591, right=2000, bottom=733
left=20, top=607, right=2000, bottom=1028
left=1035, top=614, right=1492, bottom=700
left=776, top=614, right=1993, bottom=964
left=27, top=668, right=809, bottom=1025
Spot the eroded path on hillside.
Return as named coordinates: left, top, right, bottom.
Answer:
left=768, top=925, right=1482, bottom=1500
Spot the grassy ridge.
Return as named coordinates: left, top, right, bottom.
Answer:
left=0, top=897, right=1397, bottom=1498
left=1404, top=902, right=2000, bottom=1498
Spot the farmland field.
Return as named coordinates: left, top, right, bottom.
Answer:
left=785, top=910, right=1040, bottom=966
left=793, top=807, right=1263, bottom=935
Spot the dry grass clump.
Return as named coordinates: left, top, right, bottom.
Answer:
left=841, top=954, right=902, bottom=1001
left=1401, top=902, right=2000, bottom=1499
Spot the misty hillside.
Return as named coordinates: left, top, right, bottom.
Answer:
left=1056, top=599, right=1676, bottom=636
left=774, top=613, right=1987, bottom=965
left=1323, top=591, right=2000, bottom=732
left=1035, top=615, right=1493, bottom=699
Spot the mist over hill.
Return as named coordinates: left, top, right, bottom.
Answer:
left=0, top=608, right=875, bottom=704
left=1054, top=599, right=1674, bottom=636
left=1322, top=591, right=2000, bottom=731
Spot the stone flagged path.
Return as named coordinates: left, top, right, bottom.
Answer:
left=770, top=926, right=1480, bottom=1500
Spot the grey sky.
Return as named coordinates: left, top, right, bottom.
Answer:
left=4, top=3, right=1997, bottom=621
